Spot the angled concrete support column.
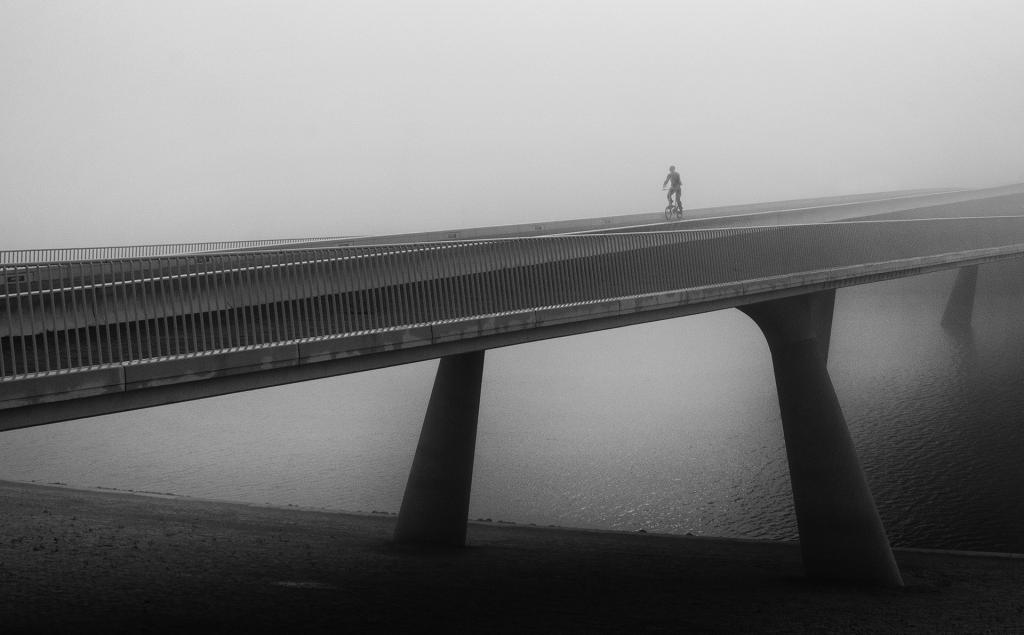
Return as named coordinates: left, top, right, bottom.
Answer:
left=942, top=265, right=979, bottom=329
left=739, top=291, right=902, bottom=587
left=394, top=350, right=485, bottom=546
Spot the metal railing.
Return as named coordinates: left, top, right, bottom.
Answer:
left=0, top=236, right=355, bottom=265
left=4, top=217, right=1024, bottom=381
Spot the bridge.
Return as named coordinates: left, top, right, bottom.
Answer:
left=4, top=183, right=1024, bottom=587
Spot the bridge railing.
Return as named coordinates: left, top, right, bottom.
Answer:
left=3, top=217, right=1024, bottom=381
left=0, top=236, right=356, bottom=265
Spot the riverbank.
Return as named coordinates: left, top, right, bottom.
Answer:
left=2, top=479, right=1022, bottom=633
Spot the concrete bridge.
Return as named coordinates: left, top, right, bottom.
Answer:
left=4, top=183, right=1024, bottom=587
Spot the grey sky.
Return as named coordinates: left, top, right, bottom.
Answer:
left=2, top=0, right=1023, bottom=249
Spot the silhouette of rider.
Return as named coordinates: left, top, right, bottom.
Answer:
left=662, top=166, right=682, bottom=208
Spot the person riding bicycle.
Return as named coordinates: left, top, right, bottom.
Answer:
left=662, top=165, right=683, bottom=209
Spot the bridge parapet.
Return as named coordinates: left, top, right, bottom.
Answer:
left=0, top=236, right=355, bottom=266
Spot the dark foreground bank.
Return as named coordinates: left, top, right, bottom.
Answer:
left=1, top=480, right=1022, bottom=633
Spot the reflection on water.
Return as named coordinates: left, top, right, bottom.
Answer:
left=1, top=262, right=1023, bottom=551
left=837, top=264, right=1024, bottom=553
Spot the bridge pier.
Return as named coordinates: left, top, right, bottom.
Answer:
left=942, top=265, right=979, bottom=329
left=394, top=350, right=485, bottom=546
left=739, top=291, right=903, bottom=587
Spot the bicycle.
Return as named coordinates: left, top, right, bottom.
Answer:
left=664, top=197, right=684, bottom=220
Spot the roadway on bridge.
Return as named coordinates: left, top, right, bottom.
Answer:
left=263, top=186, right=974, bottom=247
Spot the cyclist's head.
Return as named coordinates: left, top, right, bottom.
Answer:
left=668, top=165, right=676, bottom=172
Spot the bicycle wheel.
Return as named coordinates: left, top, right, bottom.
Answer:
left=664, top=204, right=675, bottom=221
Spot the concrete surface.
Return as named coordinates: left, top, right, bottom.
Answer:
left=1, top=480, right=1022, bottom=633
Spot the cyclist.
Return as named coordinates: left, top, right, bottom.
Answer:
left=662, top=165, right=683, bottom=209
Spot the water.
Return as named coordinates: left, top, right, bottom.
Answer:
left=2, top=262, right=1023, bottom=552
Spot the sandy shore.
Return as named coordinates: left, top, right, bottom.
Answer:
left=1, top=479, right=1022, bottom=633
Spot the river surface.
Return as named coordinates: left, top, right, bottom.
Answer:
left=2, top=263, right=1023, bottom=552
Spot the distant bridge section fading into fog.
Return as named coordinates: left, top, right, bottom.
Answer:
left=3, top=182, right=1024, bottom=588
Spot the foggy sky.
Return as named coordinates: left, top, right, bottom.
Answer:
left=2, top=0, right=1023, bottom=249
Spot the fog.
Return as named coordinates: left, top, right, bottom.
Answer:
left=2, top=0, right=1023, bottom=249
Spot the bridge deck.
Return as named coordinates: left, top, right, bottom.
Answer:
left=3, top=184, right=1024, bottom=428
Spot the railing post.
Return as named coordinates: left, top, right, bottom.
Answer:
left=394, top=350, right=485, bottom=546
left=739, top=290, right=903, bottom=587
